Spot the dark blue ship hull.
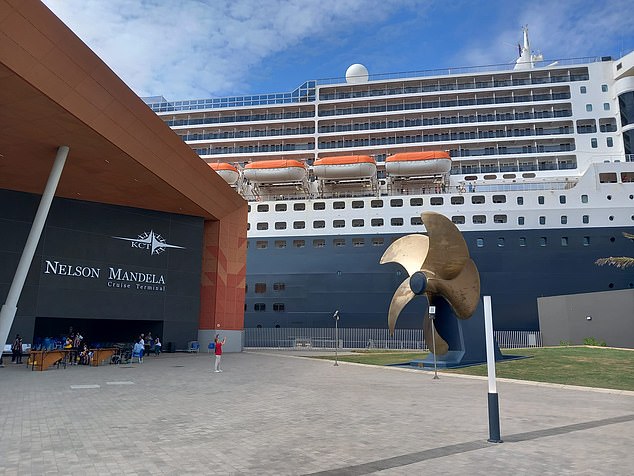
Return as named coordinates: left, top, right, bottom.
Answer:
left=244, top=227, right=634, bottom=331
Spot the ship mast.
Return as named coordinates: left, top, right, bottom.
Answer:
left=514, top=25, right=543, bottom=70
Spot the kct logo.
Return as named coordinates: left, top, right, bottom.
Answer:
left=112, top=230, right=185, bottom=255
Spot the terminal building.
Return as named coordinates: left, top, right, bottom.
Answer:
left=0, top=0, right=247, bottom=351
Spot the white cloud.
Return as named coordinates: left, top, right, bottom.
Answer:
left=42, top=0, right=417, bottom=99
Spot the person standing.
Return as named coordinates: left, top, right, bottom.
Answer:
left=154, top=337, right=162, bottom=356
left=213, top=334, right=226, bottom=372
left=12, top=334, right=23, bottom=364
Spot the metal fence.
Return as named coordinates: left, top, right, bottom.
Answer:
left=244, top=328, right=542, bottom=350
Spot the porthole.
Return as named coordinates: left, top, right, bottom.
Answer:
left=610, top=237, right=616, bottom=242
left=608, top=283, right=614, bottom=289
left=607, top=195, right=612, bottom=200
left=609, top=216, right=614, bottom=221
left=630, top=195, right=633, bottom=200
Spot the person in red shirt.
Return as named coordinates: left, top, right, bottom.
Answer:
left=214, top=334, right=226, bottom=372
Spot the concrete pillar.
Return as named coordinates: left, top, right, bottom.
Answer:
left=0, top=146, right=69, bottom=349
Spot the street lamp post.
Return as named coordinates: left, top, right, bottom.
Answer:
left=429, top=305, right=439, bottom=379
left=333, top=310, right=340, bottom=366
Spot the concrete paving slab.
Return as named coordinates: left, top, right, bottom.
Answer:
left=0, top=351, right=632, bottom=475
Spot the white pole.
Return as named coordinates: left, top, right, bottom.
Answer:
left=0, top=146, right=69, bottom=350
left=483, top=295, right=502, bottom=443
left=483, top=295, right=497, bottom=393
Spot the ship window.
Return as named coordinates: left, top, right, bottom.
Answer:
left=591, top=138, right=598, bottom=148
left=539, top=216, right=546, bottom=225
left=313, top=220, right=325, bottom=228
left=257, top=222, right=269, bottom=230
left=273, top=282, right=285, bottom=291
left=540, top=237, right=547, bottom=247
left=372, top=238, right=385, bottom=246
left=391, top=218, right=404, bottom=226
left=519, top=237, right=526, bottom=247
left=607, top=137, right=613, bottom=147
left=561, top=237, right=569, bottom=246
left=273, top=303, right=285, bottom=312
left=473, top=215, right=486, bottom=224
left=583, top=236, right=590, bottom=246
left=371, top=199, right=384, bottom=208
left=492, top=195, right=506, bottom=204
left=622, top=172, right=634, bottom=182
left=586, top=104, right=592, bottom=112
left=538, top=196, right=545, bottom=205
left=313, top=202, right=326, bottom=210
left=602, top=84, right=608, bottom=92
left=580, top=86, right=586, bottom=93
left=603, top=103, right=610, bottom=111
left=294, top=203, right=306, bottom=211
left=275, top=204, right=287, bottom=212
left=476, top=238, right=484, bottom=247
left=254, top=303, right=265, bottom=311
left=256, top=240, right=268, bottom=249
left=390, top=199, right=404, bottom=207
left=411, top=216, right=423, bottom=226
left=257, top=204, right=269, bottom=212
left=452, top=216, right=465, bottom=224
left=503, top=174, right=516, bottom=179
left=522, top=173, right=536, bottom=178
left=465, top=175, right=477, bottom=181
left=581, top=194, right=588, bottom=203
left=293, top=240, right=305, bottom=248
left=352, top=200, right=364, bottom=209
left=451, top=196, right=464, bottom=205
left=484, top=174, right=497, bottom=180
left=275, top=222, right=287, bottom=230
left=352, top=219, right=364, bottom=227
left=518, top=217, right=525, bottom=225
left=333, top=201, right=345, bottom=209
left=333, top=238, right=345, bottom=247
left=352, top=238, right=365, bottom=247
left=582, top=215, right=589, bottom=224
left=247, top=223, right=251, bottom=231
left=599, top=173, right=617, bottom=183
left=274, top=240, right=286, bottom=249
left=609, top=215, right=615, bottom=221
left=410, top=198, right=424, bottom=206
left=559, top=195, right=566, bottom=204
left=313, top=239, right=326, bottom=248
left=430, top=197, right=444, bottom=205
left=248, top=205, right=251, bottom=212
left=255, top=283, right=266, bottom=293
left=293, top=221, right=305, bottom=229
left=497, top=238, right=505, bottom=247
left=561, top=215, right=568, bottom=224
left=494, top=215, right=507, bottom=223
left=333, top=220, right=345, bottom=228
left=472, top=196, right=485, bottom=204
left=371, top=218, right=384, bottom=227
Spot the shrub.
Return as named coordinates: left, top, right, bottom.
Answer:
left=583, top=337, right=607, bottom=347
left=559, top=340, right=571, bottom=346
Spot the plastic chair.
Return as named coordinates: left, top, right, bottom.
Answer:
left=188, top=341, right=200, bottom=353
left=207, top=342, right=215, bottom=353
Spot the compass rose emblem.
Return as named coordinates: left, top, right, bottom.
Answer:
left=112, top=230, right=185, bottom=255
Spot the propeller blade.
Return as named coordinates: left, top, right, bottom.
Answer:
left=426, top=259, right=480, bottom=319
left=423, top=312, right=449, bottom=355
left=380, top=234, right=429, bottom=277
left=421, top=212, right=469, bottom=280
left=387, top=278, right=416, bottom=335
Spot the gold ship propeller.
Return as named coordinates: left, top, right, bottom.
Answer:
left=380, top=212, right=480, bottom=354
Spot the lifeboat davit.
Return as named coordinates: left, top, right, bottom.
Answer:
left=313, top=155, right=376, bottom=180
left=243, top=159, right=307, bottom=184
left=208, top=162, right=240, bottom=185
left=385, top=151, right=451, bottom=177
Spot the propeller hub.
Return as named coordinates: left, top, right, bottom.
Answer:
left=409, top=271, right=427, bottom=295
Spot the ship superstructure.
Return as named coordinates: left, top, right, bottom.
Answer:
left=145, top=31, right=634, bottom=331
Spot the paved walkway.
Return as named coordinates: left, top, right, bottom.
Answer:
left=0, top=350, right=633, bottom=475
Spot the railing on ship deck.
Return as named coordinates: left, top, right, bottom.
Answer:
left=244, top=328, right=542, bottom=350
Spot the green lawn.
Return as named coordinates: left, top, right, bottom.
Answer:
left=314, top=347, right=634, bottom=391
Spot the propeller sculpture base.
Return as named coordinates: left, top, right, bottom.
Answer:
left=416, top=299, right=503, bottom=368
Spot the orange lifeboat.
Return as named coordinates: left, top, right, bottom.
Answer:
left=385, top=151, right=451, bottom=177
left=243, top=159, right=307, bottom=183
left=208, top=162, right=240, bottom=185
left=313, top=155, right=376, bottom=180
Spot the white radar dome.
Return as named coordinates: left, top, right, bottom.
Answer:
left=345, top=63, right=369, bottom=84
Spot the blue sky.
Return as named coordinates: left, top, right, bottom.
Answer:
left=42, top=0, right=634, bottom=101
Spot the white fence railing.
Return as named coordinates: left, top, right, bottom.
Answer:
left=244, top=328, right=542, bottom=350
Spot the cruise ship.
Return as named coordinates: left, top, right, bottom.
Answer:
left=144, top=29, right=634, bottom=332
